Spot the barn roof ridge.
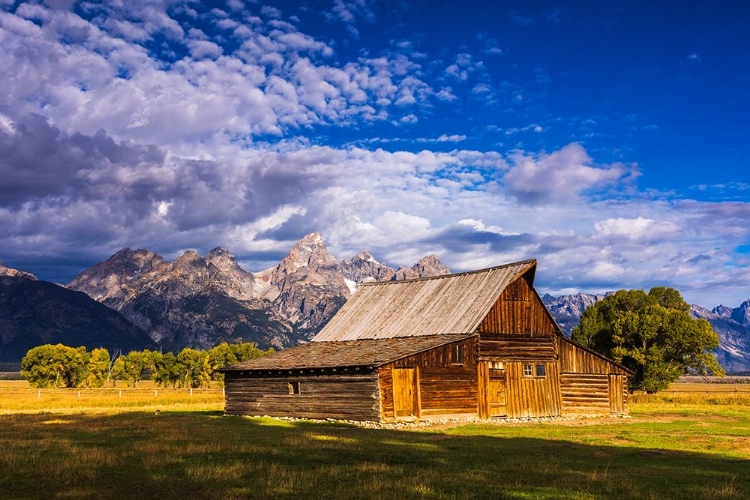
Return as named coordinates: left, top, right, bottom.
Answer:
left=360, top=258, right=538, bottom=286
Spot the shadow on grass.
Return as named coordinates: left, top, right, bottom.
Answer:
left=0, top=412, right=747, bottom=499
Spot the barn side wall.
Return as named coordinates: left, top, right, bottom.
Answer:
left=224, top=370, right=380, bottom=421
left=379, top=337, right=479, bottom=421
left=558, top=338, right=629, bottom=415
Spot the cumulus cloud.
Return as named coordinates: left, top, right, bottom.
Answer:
left=503, top=143, right=635, bottom=204
left=0, top=2, right=435, bottom=147
left=594, top=217, right=679, bottom=240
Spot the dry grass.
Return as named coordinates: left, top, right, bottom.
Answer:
left=1, top=380, right=749, bottom=499
left=0, top=380, right=224, bottom=413
left=630, top=381, right=750, bottom=406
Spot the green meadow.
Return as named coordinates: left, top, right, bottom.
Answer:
left=1, top=381, right=748, bottom=499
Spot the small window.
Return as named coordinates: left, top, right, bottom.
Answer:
left=536, top=364, right=546, bottom=377
left=523, top=364, right=533, bottom=376
left=288, top=381, right=300, bottom=395
left=452, top=344, right=465, bottom=365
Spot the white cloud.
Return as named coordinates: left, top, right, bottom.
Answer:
left=188, top=39, right=223, bottom=59
left=594, top=217, right=679, bottom=240
left=437, top=134, right=466, bottom=142
left=503, top=143, right=634, bottom=204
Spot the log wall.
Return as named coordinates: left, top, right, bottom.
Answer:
left=224, top=371, right=380, bottom=421
left=477, top=275, right=556, bottom=336
left=558, top=339, right=629, bottom=415
left=379, top=337, right=479, bottom=420
left=560, top=374, right=610, bottom=415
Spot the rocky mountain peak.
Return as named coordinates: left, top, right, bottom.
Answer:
left=713, top=305, right=734, bottom=318
left=0, top=263, right=37, bottom=282
left=274, top=231, right=337, bottom=277
left=394, top=254, right=451, bottom=280
left=206, top=246, right=234, bottom=264
left=67, top=248, right=164, bottom=302
left=261, top=233, right=350, bottom=332
left=732, top=300, right=750, bottom=327
left=340, top=251, right=395, bottom=284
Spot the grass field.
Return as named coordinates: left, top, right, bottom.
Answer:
left=1, top=381, right=749, bottom=499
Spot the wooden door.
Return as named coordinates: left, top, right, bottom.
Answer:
left=488, top=368, right=507, bottom=417
left=393, top=368, right=416, bottom=417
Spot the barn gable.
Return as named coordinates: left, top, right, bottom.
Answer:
left=312, top=260, right=537, bottom=342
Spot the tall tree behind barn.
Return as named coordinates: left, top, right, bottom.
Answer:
left=221, top=260, right=631, bottom=422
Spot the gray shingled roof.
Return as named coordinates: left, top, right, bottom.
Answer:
left=312, top=259, right=536, bottom=342
left=221, top=333, right=476, bottom=371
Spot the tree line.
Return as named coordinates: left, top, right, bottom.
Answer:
left=20, top=342, right=274, bottom=389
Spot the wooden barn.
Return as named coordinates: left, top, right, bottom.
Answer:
left=221, top=259, right=631, bottom=422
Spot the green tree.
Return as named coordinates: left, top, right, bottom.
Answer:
left=230, top=342, right=274, bottom=362
left=208, top=342, right=275, bottom=385
left=175, top=348, right=210, bottom=388
left=572, top=287, right=725, bottom=392
left=20, top=344, right=89, bottom=388
left=85, top=348, right=111, bottom=388
left=118, top=350, right=154, bottom=387
left=207, top=343, right=237, bottom=385
left=152, top=351, right=181, bottom=387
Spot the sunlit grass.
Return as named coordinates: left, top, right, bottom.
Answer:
left=0, top=380, right=224, bottom=413
left=1, top=380, right=749, bottom=499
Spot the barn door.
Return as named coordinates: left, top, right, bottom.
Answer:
left=488, top=368, right=507, bottom=417
left=393, top=368, right=417, bottom=418
left=609, top=374, right=625, bottom=414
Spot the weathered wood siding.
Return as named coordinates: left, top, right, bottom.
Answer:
left=477, top=274, right=556, bottom=336
left=559, top=338, right=629, bottom=415
left=224, top=371, right=380, bottom=421
left=479, top=335, right=557, bottom=361
left=559, top=338, right=629, bottom=375
left=504, top=361, right=562, bottom=418
left=379, top=337, right=479, bottom=420
left=609, top=374, right=628, bottom=414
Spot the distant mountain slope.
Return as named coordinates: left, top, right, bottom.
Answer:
left=542, top=292, right=608, bottom=336
left=691, top=302, right=750, bottom=373
left=67, top=246, right=294, bottom=351
left=0, top=272, right=156, bottom=362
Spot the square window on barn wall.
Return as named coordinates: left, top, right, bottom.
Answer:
left=452, top=344, right=465, bottom=365
left=523, top=364, right=533, bottom=376
left=288, top=381, right=300, bottom=394
left=536, top=364, right=546, bottom=377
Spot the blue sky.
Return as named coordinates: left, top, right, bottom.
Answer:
left=0, top=0, right=748, bottom=307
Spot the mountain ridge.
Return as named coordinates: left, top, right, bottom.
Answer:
left=65, top=233, right=452, bottom=353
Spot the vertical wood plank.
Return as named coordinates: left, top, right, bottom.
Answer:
left=477, top=361, right=489, bottom=419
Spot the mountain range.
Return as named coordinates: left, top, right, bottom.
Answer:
left=2, top=233, right=749, bottom=372
left=65, top=232, right=450, bottom=353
